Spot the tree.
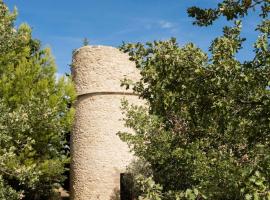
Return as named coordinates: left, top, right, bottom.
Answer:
left=83, top=38, right=89, bottom=46
left=187, top=0, right=269, bottom=26
left=0, top=1, right=76, bottom=199
left=119, top=0, right=269, bottom=199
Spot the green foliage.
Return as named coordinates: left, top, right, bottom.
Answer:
left=119, top=1, right=270, bottom=199
left=136, top=175, right=163, bottom=200
left=83, top=38, right=89, bottom=46
left=187, top=0, right=269, bottom=26
left=0, top=1, right=76, bottom=199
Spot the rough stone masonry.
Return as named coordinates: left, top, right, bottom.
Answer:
left=70, top=46, right=141, bottom=200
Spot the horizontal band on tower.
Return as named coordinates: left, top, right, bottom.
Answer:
left=77, top=91, right=139, bottom=98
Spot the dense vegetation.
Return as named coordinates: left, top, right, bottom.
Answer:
left=0, top=1, right=75, bottom=199
left=119, top=0, right=270, bottom=199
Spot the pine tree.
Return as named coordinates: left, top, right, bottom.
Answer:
left=0, top=1, right=76, bottom=199
left=83, top=38, right=89, bottom=46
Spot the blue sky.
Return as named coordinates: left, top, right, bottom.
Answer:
left=5, top=0, right=260, bottom=75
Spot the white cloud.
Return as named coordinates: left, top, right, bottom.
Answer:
left=133, top=18, right=176, bottom=31
left=158, top=20, right=174, bottom=29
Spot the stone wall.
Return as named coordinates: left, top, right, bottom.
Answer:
left=70, top=46, right=141, bottom=200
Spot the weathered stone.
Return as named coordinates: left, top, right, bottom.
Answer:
left=70, top=46, right=141, bottom=200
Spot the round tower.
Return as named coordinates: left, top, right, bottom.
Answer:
left=70, top=46, right=140, bottom=200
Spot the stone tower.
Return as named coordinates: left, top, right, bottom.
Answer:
left=70, top=46, right=140, bottom=200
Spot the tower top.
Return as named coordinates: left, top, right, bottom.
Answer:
left=72, top=45, right=140, bottom=96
